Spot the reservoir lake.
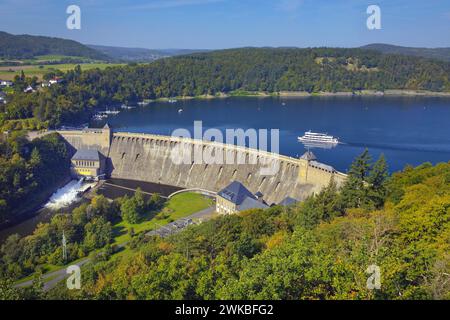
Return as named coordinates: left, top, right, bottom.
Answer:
left=102, top=96, right=450, bottom=173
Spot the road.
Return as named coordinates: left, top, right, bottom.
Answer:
left=15, top=206, right=216, bottom=291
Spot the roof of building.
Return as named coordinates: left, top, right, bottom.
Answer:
left=300, top=151, right=317, bottom=161
left=103, top=123, right=110, bottom=129
left=72, top=149, right=100, bottom=161
left=237, top=196, right=269, bottom=211
left=278, top=196, right=299, bottom=206
left=218, top=181, right=257, bottom=205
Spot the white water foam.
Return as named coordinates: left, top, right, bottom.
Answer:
left=44, top=179, right=94, bottom=210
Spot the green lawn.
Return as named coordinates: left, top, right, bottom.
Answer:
left=0, top=63, right=124, bottom=80
left=34, top=54, right=94, bottom=61
left=112, top=192, right=214, bottom=244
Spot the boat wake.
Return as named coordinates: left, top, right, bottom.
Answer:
left=343, top=141, right=450, bottom=153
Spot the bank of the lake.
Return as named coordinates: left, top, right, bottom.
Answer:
left=148, top=89, right=450, bottom=103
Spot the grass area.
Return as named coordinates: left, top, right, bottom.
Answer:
left=0, top=62, right=124, bottom=80
left=34, top=54, right=93, bottom=61
left=112, top=192, right=214, bottom=244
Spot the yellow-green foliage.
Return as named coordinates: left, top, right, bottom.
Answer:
left=64, top=162, right=449, bottom=300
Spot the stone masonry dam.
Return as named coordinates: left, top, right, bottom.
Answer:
left=56, top=126, right=347, bottom=205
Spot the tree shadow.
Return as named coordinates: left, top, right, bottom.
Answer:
left=112, top=224, right=127, bottom=238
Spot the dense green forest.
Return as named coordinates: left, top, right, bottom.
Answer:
left=1, top=152, right=448, bottom=300
left=1, top=47, right=450, bottom=129
left=0, top=132, right=70, bottom=225
left=0, top=31, right=108, bottom=60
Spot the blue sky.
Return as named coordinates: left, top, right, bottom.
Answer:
left=0, top=0, right=449, bottom=49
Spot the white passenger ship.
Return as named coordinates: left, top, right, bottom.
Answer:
left=298, top=131, right=339, bottom=145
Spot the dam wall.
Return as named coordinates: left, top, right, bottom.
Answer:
left=53, top=127, right=346, bottom=204
left=107, top=132, right=346, bottom=204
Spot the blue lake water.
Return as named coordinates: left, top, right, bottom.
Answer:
left=101, top=96, right=450, bottom=173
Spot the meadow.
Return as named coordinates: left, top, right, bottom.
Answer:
left=0, top=60, right=123, bottom=80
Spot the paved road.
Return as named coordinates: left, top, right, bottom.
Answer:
left=15, top=206, right=216, bottom=291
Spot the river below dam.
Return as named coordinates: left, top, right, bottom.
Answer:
left=0, top=179, right=181, bottom=243
left=0, top=180, right=94, bottom=243
left=100, top=96, right=450, bottom=173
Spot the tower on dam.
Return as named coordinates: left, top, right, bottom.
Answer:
left=57, top=123, right=112, bottom=156
left=56, top=126, right=346, bottom=204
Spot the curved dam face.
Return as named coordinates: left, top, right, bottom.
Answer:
left=55, top=127, right=346, bottom=204
left=107, top=132, right=347, bottom=204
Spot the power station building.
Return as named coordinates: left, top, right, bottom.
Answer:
left=71, top=149, right=105, bottom=179
left=216, top=181, right=268, bottom=215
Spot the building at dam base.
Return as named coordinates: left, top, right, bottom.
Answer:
left=56, top=126, right=347, bottom=205
left=71, top=149, right=105, bottom=179
left=216, top=181, right=269, bottom=214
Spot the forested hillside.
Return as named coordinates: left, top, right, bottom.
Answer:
left=0, top=132, right=70, bottom=225
left=362, top=43, right=450, bottom=62
left=79, top=47, right=450, bottom=100
left=87, top=45, right=207, bottom=62
left=25, top=155, right=447, bottom=300
left=0, top=31, right=108, bottom=60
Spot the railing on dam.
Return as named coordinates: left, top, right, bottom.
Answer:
left=112, top=132, right=304, bottom=166
left=168, top=188, right=217, bottom=199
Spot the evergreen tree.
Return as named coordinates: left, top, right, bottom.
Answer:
left=367, top=154, right=389, bottom=209
left=315, top=177, right=341, bottom=221
left=340, top=149, right=371, bottom=209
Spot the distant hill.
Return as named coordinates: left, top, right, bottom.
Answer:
left=361, top=43, right=450, bottom=62
left=87, top=44, right=208, bottom=62
left=0, top=31, right=109, bottom=60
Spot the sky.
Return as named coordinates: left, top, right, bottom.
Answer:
left=0, top=0, right=449, bottom=49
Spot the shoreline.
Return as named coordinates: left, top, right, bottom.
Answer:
left=147, top=89, right=450, bottom=103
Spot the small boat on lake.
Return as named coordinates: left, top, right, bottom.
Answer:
left=121, top=104, right=135, bottom=109
left=99, top=110, right=120, bottom=115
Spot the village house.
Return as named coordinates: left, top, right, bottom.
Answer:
left=23, top=85, right=35, bottom=93
left=0, top=80, right=13, bottom=87
left=42, top=77, right=63, bottom=87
